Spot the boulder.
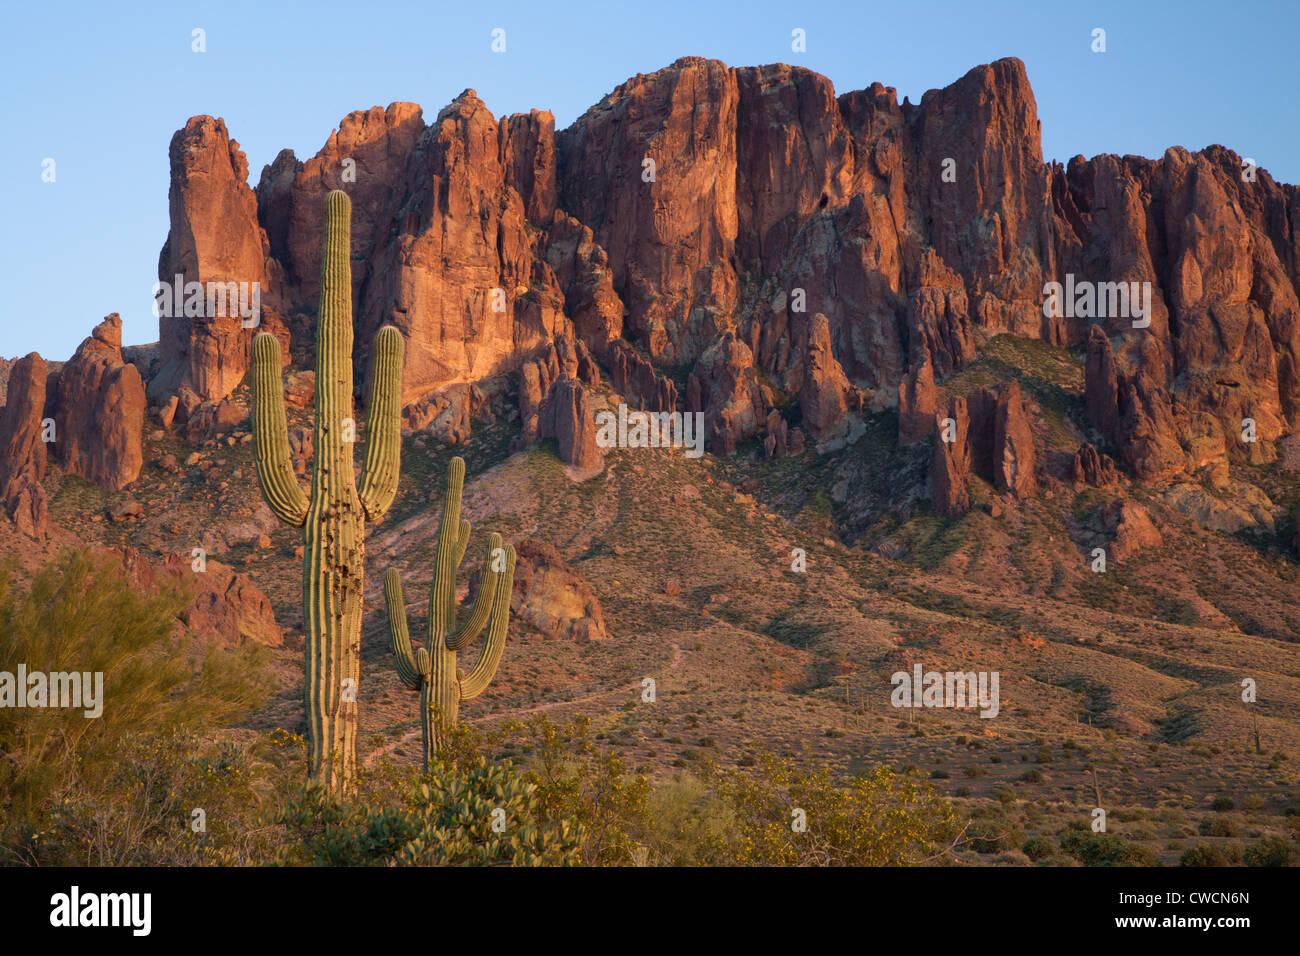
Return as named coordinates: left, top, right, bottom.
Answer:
left=508, top=539, right=608, bottom=642
left=1102, top=500, right=1163, bottom=563
left=107, top=545, right=283, bottom=646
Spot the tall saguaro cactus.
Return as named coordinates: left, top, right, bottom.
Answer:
left=384, top=457, right=517, bottom=764
left=251, top=189, right=404, bottom=792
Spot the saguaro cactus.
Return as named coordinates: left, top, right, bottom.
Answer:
left=384, top=457, right=517, bottom=764
left=251, top=189, right=404, bottom=792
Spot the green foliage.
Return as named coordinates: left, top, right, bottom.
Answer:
left=508, top=714, right=661, bottom=865
left=276, top=755, right=582, bottom=866
left=1180, top=842, right=1244, bottom=866
left=706, top=754, right=961, bottom=866
left=484, top=715, right=961, bottom=867
left=0, top=550, right=272, bottom=824
left=1242, top=836, right=1300, bottom=867
left=2, top=729, right=293, bottom=866
left=1198, top=815, right=1243, bottom=838
left=1022, top=835, right=1056, bottom=860
left=1059, top=830, right=1158, bottom=866
left=965, top=817, right=1022, bottom=854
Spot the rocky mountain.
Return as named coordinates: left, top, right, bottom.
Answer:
left=129, top=56, right=1298, bottom=509
left=3, top=53, right=1296, bottom=652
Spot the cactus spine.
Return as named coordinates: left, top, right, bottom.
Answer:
left=251, top=189, right=404, bottom=792
left=384, top=457, right=516, bottom=764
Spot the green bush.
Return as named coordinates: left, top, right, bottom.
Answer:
left=966, top=819, right=1022, bottom=854
left=277, top=755, right=583, bottom=866
left=1180, top=843, right=1243, bottom=866
left=709, top=755, right=961, bottom=866
left=1243, top=837, right=1300, bottom=867
left=1060, top=830, right=1158, bottom=866
left=0, top=550, right=272, bottom=862
left=499, top=715, right=653, bottom=865
left=1022, top=835, right=1056, bottom=860
left=1198, top=816, right=1242, bottom=838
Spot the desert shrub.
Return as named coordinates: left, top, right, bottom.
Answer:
left=1211, top=796, right=1235, bottom=812
left=1022, top=835, right=1056, bottom=860
left=638, top=773, right=735, bottom=866
left=502, top=716, right=963, bottom=867
left=966, top=818, right=1022, bottom=853
left=1198, top=816, right=1242, bottom=838
left=0, top=550, right=273, bottom=862
left=277, top=755, right=582, bottom=866
left=1243, top=836, right=1300, bottom=867
left=994, top=850, right=1031, bottom=866
left=1180, top=843, right=1243, bottom=866
left=707, top=754, right=961, bottom=866
left=503, top=715, right=652, bottom=865
left=1060, top=830, right=1158, bottom=866
left=2, top=728, right=292, bottom=866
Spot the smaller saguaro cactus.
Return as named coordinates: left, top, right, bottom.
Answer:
left=384, top=456, right=516, bottom=764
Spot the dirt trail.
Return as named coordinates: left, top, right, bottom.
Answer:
left=363, top=642, right=684, bottom=767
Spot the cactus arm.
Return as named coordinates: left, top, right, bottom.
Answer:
left=446, top=533, right=501, bottom=651
left=358, top=325, right=405, bottom=521
left=428, top=457, right=467, bottom=642
left=250, top=332, right=309, bottom=526
left=414, top=647, right=433, bottom=760
left=447, top=518, right=471, bottom=630
left=454, top=519, right=471, bottom=568
left=459, top=544, right=516, bottom=701
left=383, top=568, right=422, bottom=690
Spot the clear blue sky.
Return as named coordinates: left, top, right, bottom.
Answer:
left=3, top=0, right=1296, bottom=362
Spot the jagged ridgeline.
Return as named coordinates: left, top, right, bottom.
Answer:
left=250, top=189, right=404, bottom=792
left=385, top=456, right=517, bottom=764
